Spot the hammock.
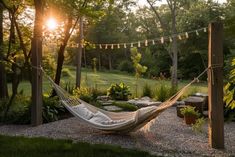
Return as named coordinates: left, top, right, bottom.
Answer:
left=41, top=68, right=208, bottom=133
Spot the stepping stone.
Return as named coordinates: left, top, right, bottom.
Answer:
left=128, top=96, right=162, bottom=108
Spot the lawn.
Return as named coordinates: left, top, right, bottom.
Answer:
left=0, top=135, right=156, bottom=157
left=10, top=66, right=207, bottom=98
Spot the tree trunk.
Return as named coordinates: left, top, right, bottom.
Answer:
left=171, top=3, right=178, bottom=88
left=0, top=4, right=8, bottom=99
left=51, top=17, right=72, bottom=96
left=108, top=53, right=112, bottom=70
left=76, top=17, right=83, bottom=88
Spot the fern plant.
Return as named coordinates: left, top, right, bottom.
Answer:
left=224, top=58, right=235, bottom=110
left=224, top=58, right=235, bottom=121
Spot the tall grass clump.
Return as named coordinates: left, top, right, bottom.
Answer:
left=142, top=83, right=153, bottom=98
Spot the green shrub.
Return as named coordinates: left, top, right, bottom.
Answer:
left=154, top=84, right=170, bottom=102
left=142, top=83, right=153, bottom=98
left=42, top=96, right=65, bottom=123
left=64, top=81, right=76, bottom=94
left=107, top=83, right=131, bottom=101
left=73, top=87, right=93, bottom=102
left=180, top=106, right=200, bottom=117
left=192, top=117, right=206, bottom=133
left=0, top=95, right=31, bottom=124
left=112, top=102, right=138, bottom=111
left=91, top=88, right=107, bottom=100
left=118, top=60, right=134, bottom=73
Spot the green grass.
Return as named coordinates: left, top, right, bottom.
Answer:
left=0, top=135, right=156, bottom=157
left=9, top=66, right=207, bottom=98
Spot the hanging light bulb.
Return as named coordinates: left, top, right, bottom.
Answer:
left=111, top=44, right=113, bottom=49
left=105, top=44, right=108, bottom=49
left=152, top=40, right=155, bottom=45
left=204, top=28, right=207, bottom=32
left=196, top=30, right=199, bottom=36
left=99, top=44, right=102, bottom=49
left=117, top=44, right=120, bottom=49
left=169, top=37, right=172, bottom=42
left=131, top=43, right=133, bottom=47
left=178, top=35, right=182, bottom=40
left=124, top=43, right=126, bottom=48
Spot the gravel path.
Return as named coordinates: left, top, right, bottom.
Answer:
left=0, top=107, right=235, bottom=157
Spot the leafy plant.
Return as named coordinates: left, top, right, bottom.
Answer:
left=224, top=58, right=235, bottom=121
left=42, top=96, right=65, bottom=123
left=180, top=106, right=200, bottom=117
left=64, top=81, right=76, bottom=94
left=142, top=83, right=153, bottom=98
left=118, top=60, right=134, bottom=73
left=73, top=87, right=93, bottom=102
left=154, top=84, right=170, bottom=102
left=107, top=82, right=131, bottom=101
left=131, top=47, right=147, bottom=97
left=192, top=117, right=206, bottom=133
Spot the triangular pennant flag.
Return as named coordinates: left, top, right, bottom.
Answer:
left=99, top=44, right=102, bottom=49
left=178, top=35, right=182, bottom=40
left=145, top=40, right=148, bottom=46
left=161, top=37, right=164, bottom=44
left=196, top=30, right=199, bottom=36
left=169, top=37, right=172, bottom=42
left=124, top=43, right=127, bottom=49
left=185, top=32, right=189, bottom=39
left=117, top=44, right=120, bottom=49
left=204, top=28, right=207, bottom=32
left=152, top=40, right=155, bottom=45
left=138, top=41, right=141, bottom=47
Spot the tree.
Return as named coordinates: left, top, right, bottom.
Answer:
left=146, top=0, right=189, bottom=88
left=0, top=3, right=8, bottom=99
left=131, top=47, right=147, bottom=97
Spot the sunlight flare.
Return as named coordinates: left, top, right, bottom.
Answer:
left=46, top=18, right=57, bottom=30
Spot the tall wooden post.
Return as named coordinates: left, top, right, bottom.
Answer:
left=208, top=22, right=224, bottom=149
left=31, top=0, right=43, bottom=126
left=76, top=17, right=83, bottom=88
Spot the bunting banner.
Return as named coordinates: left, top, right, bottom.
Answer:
left=43, top=27, right=208, bottom=50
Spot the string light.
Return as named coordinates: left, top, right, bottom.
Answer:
left=138, top=41, right=141, bottom=47
left=152, top=40, right=155, bottom=45
left=185, top=32, right=189, bottom=39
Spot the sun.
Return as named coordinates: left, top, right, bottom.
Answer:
left=46, top=18, right=57, bottom=30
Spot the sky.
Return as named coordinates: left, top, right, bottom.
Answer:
left=137, top=0, right=228, bottom=7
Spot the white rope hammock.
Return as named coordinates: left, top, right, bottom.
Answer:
left=39, top=67, right=208, bottom=133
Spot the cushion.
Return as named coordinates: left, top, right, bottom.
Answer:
left=89, top=111, right=112, bottom=124
left=72, top=104, right=94, bottom=120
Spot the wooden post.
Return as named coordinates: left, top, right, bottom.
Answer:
left=31, top=0, right=43, bottom=126
left=76, top=17, right=83, bottom=88
left=208, top=22, right=224, bottom=149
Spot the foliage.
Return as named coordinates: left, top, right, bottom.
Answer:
left=107, top=82, right=131, bottom=101
left=180, top=106, right=200, bottom=117
left=73, top=87, right=93, bottom=102
left=224, top=58, right=235, bottom=121
left=131, top=47, right=147, bottom=97
left=112, top=102, right=138, bottom=111
left=42, top=96, right=65, bottom=123
left=61, top=68, right=73, bottom=78
left=192, top=117, right=206, bottom=133
left=142, top=83, right=153, bottom=98
left=0, top=135, right=155, bottom=157
left=118, top=60, right=134, bottom=73
left=131, top=47, right=147, bottom=79
left=0, top=94, right=30, bottom=124
left=154, top=84, right=171, bottom=102
left=64, top=81, right=76, bottom=94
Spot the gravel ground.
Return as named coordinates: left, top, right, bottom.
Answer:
left=0, top=107, right=235, bottom=157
